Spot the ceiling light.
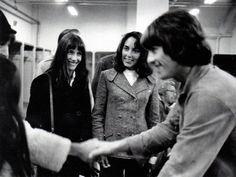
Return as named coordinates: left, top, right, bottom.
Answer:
left=204, top=0, right=217, bottom=4
left=189, top=8, right=200, bottom=16
left=55, top=0, right=68, bottom=2
left=67, top=5, right=78, bottom=16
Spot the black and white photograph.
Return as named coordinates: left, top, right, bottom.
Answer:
left=0, top=0, right=236, bottom=177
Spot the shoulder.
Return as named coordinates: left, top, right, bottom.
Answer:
left=102, top=68, right=118, bottom=81
left=97, top=54, right=115, bottom=69
left=146, top=75, right=157, bottom=84
left=33, top=73, right=48, bottom=83
left=99, top=54, right=114, bottom=63
left=31, top=74, right=49, bottom=90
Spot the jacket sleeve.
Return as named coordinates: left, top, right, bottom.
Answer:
left=92, top=71, right=108, bottom=140
left=24, top=121, right=71, bottom=172
left=157, top=92, right=236, bottom=177
left=146, top=82, right=160, bottom=128
left=26, top=74, right=50, bottom=130
left=127, top=105, right=179, bottom=158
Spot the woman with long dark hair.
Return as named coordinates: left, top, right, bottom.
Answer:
left=26, top=33, right=93, bottom=177
left=0, top=9, right=99, bottom=177
left=92, top=31, right=160, bottom=177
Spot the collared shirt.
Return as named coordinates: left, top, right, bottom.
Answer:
left=127, top=64, right=236, bottom=177
left=69, top=71, right=76, bottom=87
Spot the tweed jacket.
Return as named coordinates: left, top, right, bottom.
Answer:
left=92, top=68, right=159, bottom=158
left=127, top=65, right=236, bottom=177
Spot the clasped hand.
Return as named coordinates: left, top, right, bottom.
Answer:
left=71, top=138, right=116, bottom=166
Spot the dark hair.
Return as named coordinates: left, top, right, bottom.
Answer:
left=47, top=33, right=88, bottom=87
left=0, top=10, right=16, bottom=45
left=0, top=58, right=31, bottom=177
left=57, top=28, right=80, bottom=43
left=114, top=31, right=152, bottom=77
left=141, top=9, right=212, bottom=66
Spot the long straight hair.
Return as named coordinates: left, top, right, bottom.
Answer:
left=0, top=57, right=32, bottom=177
left=47, top=33, right=88, bottom=87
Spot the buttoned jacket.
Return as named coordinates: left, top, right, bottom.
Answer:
left=92, top=68, right=159, bottom=147
left=128, top=65, right=236, bottom=177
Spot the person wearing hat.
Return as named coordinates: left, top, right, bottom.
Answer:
left=0, top=9, right=98, bottom=177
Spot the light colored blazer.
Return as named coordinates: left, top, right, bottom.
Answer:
left=127, top=65, right=236, bottom=177
left=92, top=68, right=159, bottom=157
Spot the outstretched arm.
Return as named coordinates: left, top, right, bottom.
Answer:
left=24, top=121, right=99, bottom=171
left=24, top=120, right=71, bottom=172
left=89, top=138, right=130, bottom=160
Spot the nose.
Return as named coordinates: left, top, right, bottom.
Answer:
left=126, top=49, right=133, bottom=57
left=71, top=53, right=79, bottom=61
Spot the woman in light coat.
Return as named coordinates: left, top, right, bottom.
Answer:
left=92, top=31, right=160, bottom=177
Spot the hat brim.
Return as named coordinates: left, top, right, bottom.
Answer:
left=9, top=28, right=16, bottom=34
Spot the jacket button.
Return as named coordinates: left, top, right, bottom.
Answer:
left=118, top=115, right=122, bottom=119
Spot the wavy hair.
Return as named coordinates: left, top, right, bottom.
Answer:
left=114, top=31, right=152, bottom=77
left=141, top=9, right=212, bottom=66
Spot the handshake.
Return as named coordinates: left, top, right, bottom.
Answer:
left=70, top=138, right=128, bottom=166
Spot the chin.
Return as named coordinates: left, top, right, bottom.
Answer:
left=69, top=67, right=76, bottom=71
left=125, top=65, right=135, bottom=70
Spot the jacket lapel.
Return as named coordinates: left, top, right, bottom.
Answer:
left=134, top=75, right=156, bottom=94
left=113, top=73, right=137, bottom=98
left=134, top=78, right=149, bottom=94
left=106, top=69, right=156, bottom=98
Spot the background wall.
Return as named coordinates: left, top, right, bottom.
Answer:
left=1, top=0, right=235, bottom=116
left=0, top=1, right=38, bottom=45
left=33, top=4, right=136, bottom=53
left=1, top=0, right=236, bottom=54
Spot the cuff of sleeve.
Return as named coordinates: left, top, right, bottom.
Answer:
left=25, top=121, right=71, bottom=172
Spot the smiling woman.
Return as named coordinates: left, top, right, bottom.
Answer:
left=121, top=37, right=140, bottom=70
left=26, top=33, right=93, bottom=177
left=66, top=48, right=82, bottom=78
left=92, top=31, right=160, bottom=177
